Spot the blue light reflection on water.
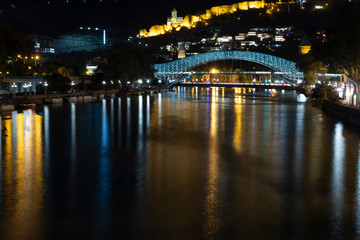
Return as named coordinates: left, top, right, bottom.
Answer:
left=97, top=99, right=111, bottom=236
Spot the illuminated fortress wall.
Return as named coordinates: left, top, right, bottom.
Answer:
left=139, top=0, right=266, bottom=38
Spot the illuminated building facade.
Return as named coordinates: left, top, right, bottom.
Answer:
left=139, top=0, right=266, bottom=38
left=167, top=9, right=184, bottom=27
left=299, top=35, right=311, bottom=54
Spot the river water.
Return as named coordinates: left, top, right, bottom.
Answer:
left=1, top=87, right=360, bottom=240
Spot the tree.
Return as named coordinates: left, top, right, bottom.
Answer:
left=323, top=2, right=360, bottom=94
left=43, top=73, right=71, bottom=93
left=0, top=24, right=33, bottom=61
left=103, top=48, right=154, bottom=83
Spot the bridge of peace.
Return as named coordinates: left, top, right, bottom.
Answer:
left=153, top=51, right=342, bottom=88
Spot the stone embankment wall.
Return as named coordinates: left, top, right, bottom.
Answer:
left=323, top=100, right=360, bottom=126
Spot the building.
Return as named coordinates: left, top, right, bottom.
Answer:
left=178, top=44, right=186, bottom=59
left=299, top=35, right=311, bottom=54
left=167, top=9, right=184, bottom=26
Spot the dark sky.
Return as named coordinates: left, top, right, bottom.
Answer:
left=0, top=0, right=232, bottom=35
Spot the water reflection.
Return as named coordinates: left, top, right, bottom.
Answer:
left=331, top=123, right=345, bottom=234
left=1, top=110, right=43, bottom=239
left=204, top=88, right=220, bottom=238
left=97, top=99, right=111, bottom=235
left=1, top=89, right=360, bottom=239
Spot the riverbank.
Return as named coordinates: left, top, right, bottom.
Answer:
left=0, top=88, right=170, bottom=113
left=323, top=99, right=360, bottom=126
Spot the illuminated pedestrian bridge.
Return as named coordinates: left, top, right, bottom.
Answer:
left=153, top=51, right=303, bottom=85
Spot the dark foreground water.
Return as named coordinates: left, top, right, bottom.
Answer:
left=1, top=87, right=360, bottom=240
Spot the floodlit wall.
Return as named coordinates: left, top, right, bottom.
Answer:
left=139, top=0, right=266, bottom=37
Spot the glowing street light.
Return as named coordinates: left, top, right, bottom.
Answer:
left=44, top=81, right=48, bottom=95
left=138, top=79, right=143, bottom=84
left=28, top=82, right=32, bottom=96
left=102, top=80, right=106, bottom=90
left=158, top=80, right=162, bottom=83
left=23, top=83, right=28, bottom=97
left=11, top=83, right=17, bottom=96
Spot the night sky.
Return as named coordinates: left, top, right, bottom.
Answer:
left=0, top=0, right=245, bottom=36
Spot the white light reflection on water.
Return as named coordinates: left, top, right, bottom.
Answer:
left=70, top=103, right=76, bottom=173
left=331, top=123, right=345, bottom=235
left=127, top=97, right=131, bottom=149
left=117, top=98, right=122, bottom=146
left=110, top=99, right=114, bottom=142
left=158, top=93, right=162, bottom=129
left=294, top=104, right=305, bottom=184
left=138, top=95, right=144, bottom=153
left=146, top=95, right=150, bottom=135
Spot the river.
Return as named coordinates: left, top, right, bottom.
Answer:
left=1, top=87, right=360, bottom=240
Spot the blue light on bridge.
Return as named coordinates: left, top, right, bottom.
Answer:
left=153, top=51, right=303, bottom=86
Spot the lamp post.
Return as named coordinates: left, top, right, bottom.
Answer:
left=28, top=82, right=32, bottom=96
left=102, top=80, right=106, bottom=90
left=24, top=83, right=28, bottom=97
left=71, top=81, right=75, bottom=92
left=111, top=80, right=114, bottom=90
left=44, top=81, right=48, bottom=96
left=118, top=80, right=122, bottom=90
left=35, top=55, right=40, bottom=66
left=12, top=83, right=17, bottom=97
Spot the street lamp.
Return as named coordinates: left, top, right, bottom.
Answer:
left=12, top=83, right=17, bottom=96
left=71, top=81, right=75, bottom=92
left=102, top=80, right=106, bottom=90
left=24, top=83, right=28, bottom=97
left=111, top=80, right=114, bottom=89
left=118, top=80, right=122, bottom=90
left=158, top=80, right=162, bottom=83
left=28, top=82, right=32, bottom=96
left=44, top=81, right=48, bottom=96
left=35, top=55, right=40, bottom=66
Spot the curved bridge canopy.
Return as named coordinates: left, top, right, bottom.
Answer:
left=154, top=51, right=303, bottom=84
